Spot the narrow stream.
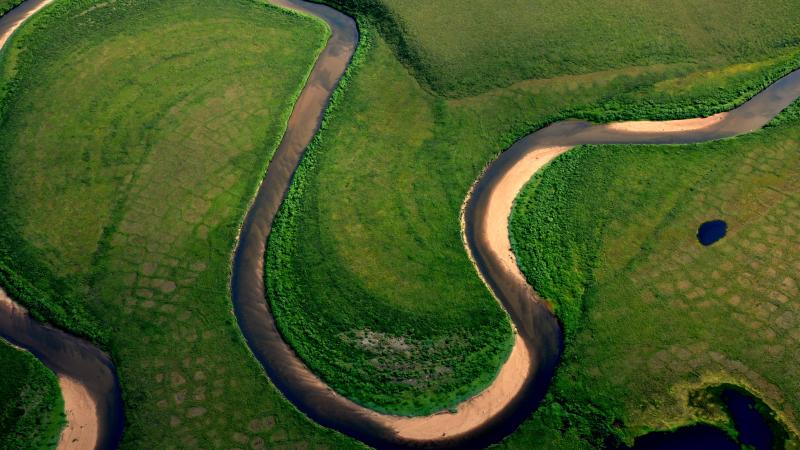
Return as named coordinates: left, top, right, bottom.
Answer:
left=0, top=0, right=797, bottom=449
left=0, top=293, right=124, bottom=450
left=231, top=0, right=800, bottom=447
left=0, top=2, right=123, bottom=449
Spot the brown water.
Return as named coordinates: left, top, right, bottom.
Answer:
left=0, top=2, right=123, bottom=449
left=1, top=0, right=798, bottom=448
left=231, top=1, right=800, bottom=445
left=0, top=293, right=124, bottom=450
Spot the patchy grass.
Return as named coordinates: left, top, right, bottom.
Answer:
left=328, top=0, right=800, bottom=96
left=266, top=1, right=800, bottom=420
left=0, top=0, right=361, bottom=448
left=505, top=104, right=800, bottom=447
left=0, top=339, right=64, bottom=450
left=2, top=0, right=800, bottom=445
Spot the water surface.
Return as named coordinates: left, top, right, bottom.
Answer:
left=698, top=220, right=728, bottom=246
left=228, top=1, right=800, bottom=445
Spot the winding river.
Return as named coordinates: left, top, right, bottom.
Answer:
left=0, top=1, right=124, bottom=449
left=0, top=0, right=799, bottom=449
left=232, top=1, right=800, bottom=448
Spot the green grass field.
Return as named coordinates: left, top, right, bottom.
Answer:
left=329, top=0, right=800, bottom=96
left=267, top=1, right=800, bottom=418
left=0, top=339, right=64, bottom=450
left=1, top=0, right=800, bottom=446
left=0, top=0, right=23, bottom=17
left=504, top=103, right=800, bottom=448
left=0, top=0, right=362, bottom=447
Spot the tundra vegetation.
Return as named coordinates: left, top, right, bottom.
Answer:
left=0, top=0, right=360, bottom=447
left=266, top=0, right=800, bottom=418
left=505, top=100, right=800, bottom=447
left=0, top=339, right=64, bottom=450
left=1, top=0, right=799, bottom=447
left=0, top=0, right=23, bottom=17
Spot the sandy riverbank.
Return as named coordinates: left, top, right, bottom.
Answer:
left=378, top=333, right=530, bottom=440
left=396, top=111, right=742, bottom=440
left=0, top=0, right=54, bottom=48
left=57, top=376, right=99, bottom=450
left=604, top=112, right=728, bottom=133
left=0, top=289, right=100, bottom=450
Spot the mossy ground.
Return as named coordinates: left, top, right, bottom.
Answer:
left=0, top=0, right=361, bottom=447
left=329, top=0, right=800, bottom=96
left=2, top=0, right=800, bottom=446
left=505, top=104, right=800, bottom=448
left=267, top=0, right=800, bottom=419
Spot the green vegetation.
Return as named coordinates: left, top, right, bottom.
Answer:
left=267, top=25, right=514, bottom=415
left=2, top=0, right=800, bottom=445
left=504, top=102, right=800, bottom=447
left=690, top=383, right=791, bottom=446
left=0, top=0, right=23, bottom=18
left=0, top=339, right=64, bottom=450
left=267, top=0, right=800, bottom=418
left=328, top=0, right=800, bottom=96
left=0, top=0, right=361, bottom=447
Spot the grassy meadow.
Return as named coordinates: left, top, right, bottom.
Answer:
left=328, top=0, right=800, bottom=96
left=0, top=0, right=798, bottom=447
left=0, top=0, right=23, bottom=17
left=504, top=103, right=800, bottom=448
left=0, top=339, right=64, bottom=450
left=0, top=0, right=362, bottom=447
left=267, top=0, right=800, bottom=419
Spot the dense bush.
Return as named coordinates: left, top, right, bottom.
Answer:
left=0, top=340, right=64, bottom=450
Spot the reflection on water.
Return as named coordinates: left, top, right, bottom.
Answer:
left=628, top=424, right=739, bottom=450
left=630, top=385, right=788, bottom=450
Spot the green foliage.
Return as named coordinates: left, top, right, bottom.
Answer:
left=767, top=98, right=800, bottom=128
left=505, top=111, right=800, bottom=447
left=0, top=0, right=23, bottom=18
left=0, top=257, right=105, bottom=344
left=267, top=22, right=514, bottom=415
left=0, top=0, right=360, bottom=447
left=272, top=0, right=800, bottom=422
left=570, top=51, right=800, bottom=122
left=1, top=0, right=798, bottom=445
left=0, top=340, right=64, bottom=450
left=325, top=0, right=800, bottom=96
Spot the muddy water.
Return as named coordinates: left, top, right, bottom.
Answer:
left=0, top=292, right=124, bottom=450
left=0, top=2, right=124, bottom=450
left=463, top=68, right=800, bottom=448
left=229, top=0, right=800, bottom=448
left=0, top=0, right=53, bottom=46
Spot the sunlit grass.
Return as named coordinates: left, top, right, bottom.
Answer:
left=506, top=107, right=800, bottom=447
left=0, top=0, right=360, bottom=447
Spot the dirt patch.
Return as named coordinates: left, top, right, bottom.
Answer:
left=378, top=334, right=530, bottom=440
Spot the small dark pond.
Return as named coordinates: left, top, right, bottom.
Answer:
left=628, top=385, right=787, bottom=450
left=697, top=220, right=727, bottom=246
